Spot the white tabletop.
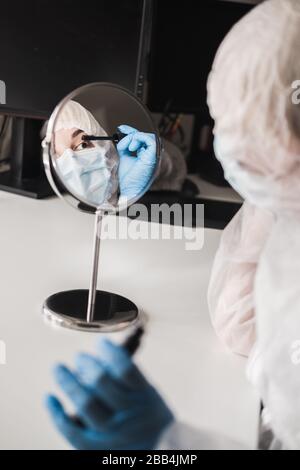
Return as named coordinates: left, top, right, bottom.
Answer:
left=0, top=192, right=259, bottom=450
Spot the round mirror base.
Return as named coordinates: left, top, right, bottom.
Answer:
left=43, top=290, right=139, bottom=333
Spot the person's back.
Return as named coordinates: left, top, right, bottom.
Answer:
left=207, top=0, right=300, bottom=449
left=208, top=202, right=274, bottom=357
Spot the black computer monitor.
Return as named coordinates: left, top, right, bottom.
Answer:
left=0, top=0, right=152, bottom=198
left=147, top=0, right=254, bottom=185
left=147, top=0, right=253, bottom=115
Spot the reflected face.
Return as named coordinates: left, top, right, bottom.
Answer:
left=47, top=93, right=158, bottom=211
left=54, top=128, right=95, bottom=158
left=53, top=114, right=120, bottom=208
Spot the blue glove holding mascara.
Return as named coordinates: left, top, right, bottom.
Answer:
left=45, top=328, right=174, bottom=450
left=117, top=125, right=157, bottom=201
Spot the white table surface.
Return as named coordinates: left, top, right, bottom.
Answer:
left=0, top=192, right=259, bottom=450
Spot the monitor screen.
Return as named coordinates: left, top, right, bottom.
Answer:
left=147, top=0, right=253, bottom=115
left=0, top=0, right=147, bottom=118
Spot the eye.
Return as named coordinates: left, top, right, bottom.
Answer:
left=76, top=142, right=88, bottom=151
left=74, top=141, right=93, bottom=151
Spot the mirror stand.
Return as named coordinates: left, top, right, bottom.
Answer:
left=42, top=211, right=139, bottom=332
left=42, top=82, right=160, bottom=333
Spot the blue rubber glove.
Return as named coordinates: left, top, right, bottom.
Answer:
left=45, top=340, right=174, bottom=450
left=117, top=125, right=157, bottom=200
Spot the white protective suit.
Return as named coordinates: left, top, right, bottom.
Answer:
left=207, top=0, right=300, bottom=450
left=208, top=202, right=274, bottom=357
left=158, top=0, right=300, bottom=450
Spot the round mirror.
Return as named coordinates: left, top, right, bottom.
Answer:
left=41, top=83, right=160, bottom=333
left=43, top=82, right=161, bottom=214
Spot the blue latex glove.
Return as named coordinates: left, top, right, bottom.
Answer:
left=117, top=125, right=157, bottom=200
left=45, top=340, right=174, bottom=450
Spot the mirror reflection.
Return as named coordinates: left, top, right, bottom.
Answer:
left=49, top=85, right=160, bottom=212
left=54, top=100, right=120, bottom=208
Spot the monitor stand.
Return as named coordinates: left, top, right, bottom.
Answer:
left=0, top=115, right=54, bottom=199
left=0, top=172, right=53, bottom=199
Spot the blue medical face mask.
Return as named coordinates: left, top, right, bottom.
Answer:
left=213, top=137, right=242, bottom=191
left=56, top=146, right=112, bottom=206
left=214, top=136, right=277, bottom=210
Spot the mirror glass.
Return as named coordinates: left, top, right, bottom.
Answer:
left=45, top=83, right=160, bottom=212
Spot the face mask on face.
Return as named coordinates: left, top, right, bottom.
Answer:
left=213, top=137, right=273, bottom=209
left=214, top=137, right=244, bottom=192
left=56, top=146, right=112, bottom=206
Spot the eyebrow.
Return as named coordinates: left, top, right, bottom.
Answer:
left=71, top=129, right=84, bottom=139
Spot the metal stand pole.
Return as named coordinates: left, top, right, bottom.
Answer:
left=87, top=211, right=103, bottom=323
